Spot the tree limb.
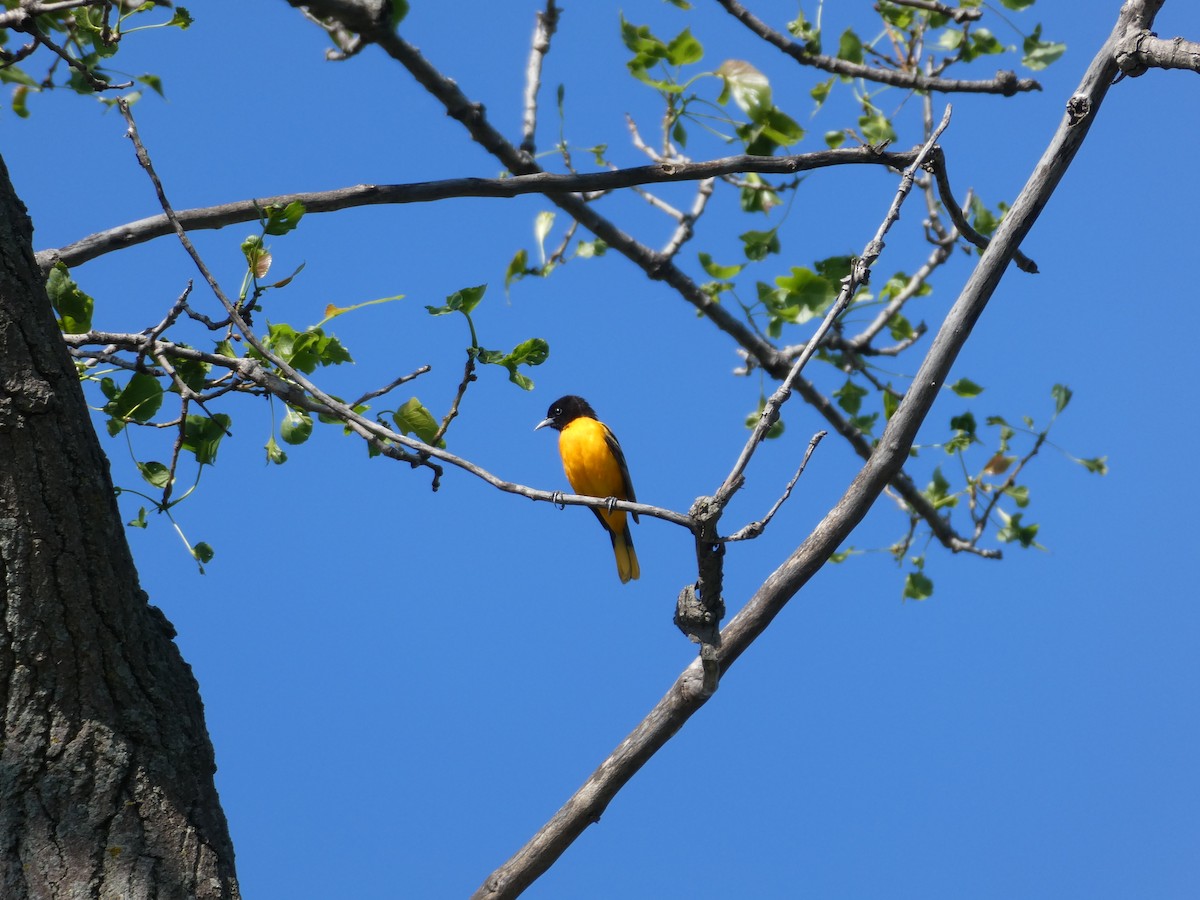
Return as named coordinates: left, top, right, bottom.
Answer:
left=35, top=149, right=920, bottom=271
left=714, top=0, right=1041, bottom=95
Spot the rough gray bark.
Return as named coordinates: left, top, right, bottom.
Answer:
left=0, top=154, right=240, bottom=899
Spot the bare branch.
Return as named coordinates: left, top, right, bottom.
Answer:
left=660, top=177, right=714, bottom=260
left=349, top=365, right=431, bottom=407
left=714, top=0, right=1041, bottom=95
left=723, top=431, right=826, bottom=542
left=927, top=147, right=1038, bottom=273
left=36, top=148, right=921, bottom=271
left=430, top=350, right=476, bottom=446
left=1116, top=30, right=1200, bottom=76
left=520, top=0, right=560, bottom=157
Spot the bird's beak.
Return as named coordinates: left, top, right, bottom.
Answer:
left=534, top=417, right=553, bottom=431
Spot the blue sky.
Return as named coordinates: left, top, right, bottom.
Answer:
left=6, top=1, right=1200, bottom=897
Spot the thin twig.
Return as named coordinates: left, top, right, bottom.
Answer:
left=349, top=365, right=432, bottom=407
left=520, top=0, right=560, bottom=157
left=430, top=350, right=476, bottom=446
left=927, top=147, right=1038, bottom=273
left=722, top=431, right=827, bottom=542
left=660, top=177, right=715, bottom=260
left=134, top=282, right=193, bottom=371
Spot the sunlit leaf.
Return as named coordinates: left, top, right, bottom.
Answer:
left=46, top=263, right=95, bottom=334
left=394, top=397, right=443, bottom=446
left=181, top=414, right=232, bottom=465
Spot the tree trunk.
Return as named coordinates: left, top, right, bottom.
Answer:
left=0, top=154, right=240, bottom=899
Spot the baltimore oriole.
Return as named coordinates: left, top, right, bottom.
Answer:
left=535, top=395, right=640, bottom=583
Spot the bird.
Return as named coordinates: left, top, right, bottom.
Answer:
left=535, top=395, right=640, bottom=583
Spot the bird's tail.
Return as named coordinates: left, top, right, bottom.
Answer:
left=611, top=529, right=640, bottom=584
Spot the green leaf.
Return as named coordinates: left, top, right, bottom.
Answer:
left=833, top=379, right=868, bottom=416
left=136, top=74, right=165, bottom=97
left=1051, top=383, right=1072, bottom=413
left=104, top=373, right=163, bottom=424
left=716, top=60, right=771, bottom=118
left=1003, top=484, right=1031, bottom=508
left=666, top=28, right=703, bottom=65
left=389, top=0, right=409, bottom=25
left=479, top=338, right=551, bottom=390
left=849, top=413, right=879, bottom=435
left=738, top=173, right=780, bottom=213
left=671, top=117, right=688, bottom=148
left=837, top=29, right=864, bottom=66
left=903, top=571, right=934, bottom=601
left=137, top=461, right=171, bottom=489
left=181, top=414, right=232, bottom=465
left=888, top=313, right=914, bottom=341
left=949, top=378, right=984, bottom=398
left=394, top=397, right=443, bottom=446
left=786, top=10, right=821, bottom=53
left=280, top=406, right=313, bottom=445
left=1, top=65, right=41, bottom=88
left=505, top=249, right=529, bottom=290
left=755, top=107, right=804, bottom=147
left=12, top=84, right=31, bottom=118
left=773, top=266, right=837, bottom=322
left=858, top=113, right=897, bottom=145
left=46, top=263, right=94, bottom=334
left=1077, top=456, right=1108, bottom=475
left=265, top=433, right=288, bottom=465
left=191, top=541, right=214, bottom=564
left=261, top=201, right=306, bottom=236
left=999, top=0, right=1035, bottom=9
left=740, top=229, right=780, bottom=261
left=128, top=507, right=149, bottom=529
left=168, top=8, right=194, bottom=29
left=259, top=323, right=352, bottom=373
left=824, top=130, right=846, bottom=149
left=698, top=253, right=745, bottom=280
left=924, top=466, right=957, bottom=509
left=968, top=29, right=1005, bottom=60
left=1022, top=25, right=1066, bottom=70
left=877, top=2, right=915, bottom=29
left=810, top=78, right=834, bottom=108
left=575, top=239, right=607, bottom=259
left=997, top=510, right=1040, bottom=548
left=969, top=196, right=1002, bottom=237
left=882, top=387, right=899, bottom=420
left=950, top=411, right=977, bottom=436
left=427, top=284, right=488, bottom=317
left=171, top=355, right=210, bottom=393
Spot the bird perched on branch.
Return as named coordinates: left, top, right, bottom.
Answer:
left=535, top=395, right=640, bottom=583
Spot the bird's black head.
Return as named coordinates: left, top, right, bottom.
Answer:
left=535, top=395, right=596, bottom=432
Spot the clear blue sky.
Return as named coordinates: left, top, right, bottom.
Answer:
left=6, top=2, right=1200, bottom=897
